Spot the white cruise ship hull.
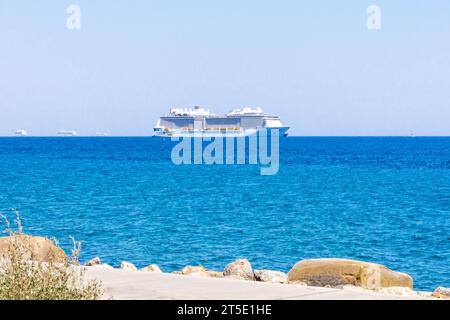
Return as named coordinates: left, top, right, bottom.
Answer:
left=154, top=127, right=289, bottom=138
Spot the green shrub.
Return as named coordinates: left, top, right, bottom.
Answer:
left=0, top=212, right=103, bottom=300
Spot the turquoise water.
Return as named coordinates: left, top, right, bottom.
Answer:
left=0, top=137, right=449, bottom=290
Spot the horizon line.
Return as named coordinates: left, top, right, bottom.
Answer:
left=1, top=135, right=450, bottom=138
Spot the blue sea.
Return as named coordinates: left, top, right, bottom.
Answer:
left=0, top=137, right=449, bottom=291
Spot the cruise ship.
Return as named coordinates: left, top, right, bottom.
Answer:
left=153, top=106, right=289, bottom=137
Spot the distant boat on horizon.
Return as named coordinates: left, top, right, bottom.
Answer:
left=15, top=129, right=28, bottom=136
left=57, top=130, right=77, bottom=136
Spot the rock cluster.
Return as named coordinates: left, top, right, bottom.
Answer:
left=80, top=255, right=446, bottom=298
left=432, top=287, right=450, bottom=299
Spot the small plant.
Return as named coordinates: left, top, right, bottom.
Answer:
left=0, top=211, right=103, bottom=300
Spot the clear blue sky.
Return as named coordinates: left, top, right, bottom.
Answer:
left=1, top=0, right=449, bottom=136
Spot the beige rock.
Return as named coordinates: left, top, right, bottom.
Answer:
left=432, top=287, right=450, bottom=299
left=120, top=261, right=137, bottom=271
left=287, top=258, right=413, bottom=290
left=141, top=264, right=162, bottom=273
left=179, top=265, right=223, bottom=278
left=182, top=265, right=207, bottom=275
left=0, top=235, right=66, bottom=263
left=223, top=259, right=254, bottom=281
left=85, top=257, right=101, bottom=266
left=254, top=270, right=288, bottom=284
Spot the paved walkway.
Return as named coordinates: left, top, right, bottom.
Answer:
left=85, top=267, right=429, bottom=300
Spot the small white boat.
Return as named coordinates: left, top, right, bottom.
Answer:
left=15, top=130, right=28, bottom=136
left=57, top=130, right=78, bottom=136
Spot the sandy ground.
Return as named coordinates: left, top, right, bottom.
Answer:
left=85, top=266, right=433, bottom=300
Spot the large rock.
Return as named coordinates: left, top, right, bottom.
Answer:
left=287, top=258, right=413, bottom=290
left=120, top=261, right=137, bottom=271
left=254, top=270, right=288, bottom=284
left=432, top=287, right=450, bottom=299
left=141, top=264, right=162, bottom=273
left=0, top=235, right=66, bottom=263
left=85, top=257, right=101, bottom=266
left=223, top=259, right=254, bottom=281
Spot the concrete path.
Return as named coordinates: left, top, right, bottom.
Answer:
left=85, top=267, right=430, bottom=300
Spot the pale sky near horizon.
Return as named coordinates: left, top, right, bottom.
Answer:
left=1, top=1, right=449, bottom=136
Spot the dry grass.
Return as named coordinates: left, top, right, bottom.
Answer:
left=0, top=211, right=103, bottom=300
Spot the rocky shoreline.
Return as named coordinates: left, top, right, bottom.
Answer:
left=1, top=234, right=448, bottom=299
left=84, top=256, right=449, bottom=299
